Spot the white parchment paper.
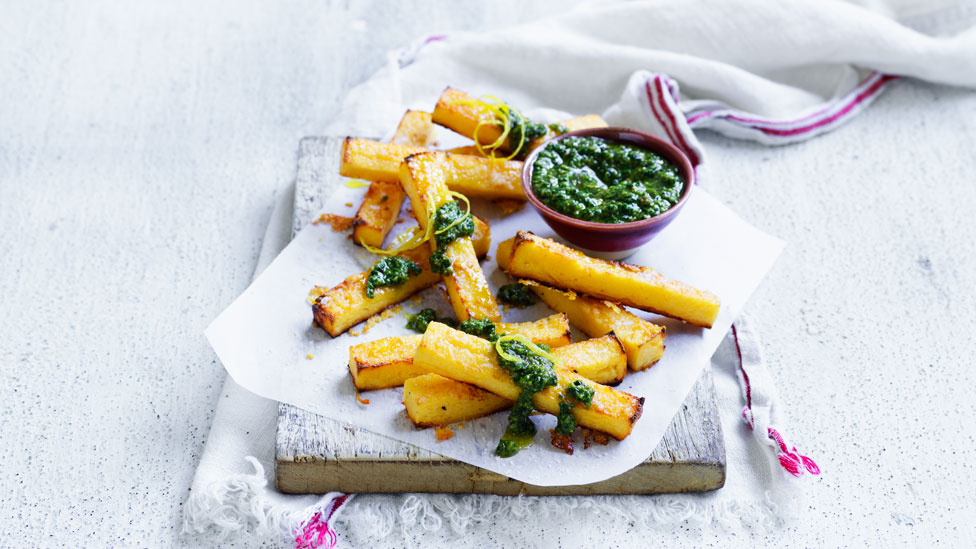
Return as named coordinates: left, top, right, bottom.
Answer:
left=206, top=178, right=782, bottom=486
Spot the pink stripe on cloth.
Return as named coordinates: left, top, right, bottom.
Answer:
left=688, top=71, right=882, bottom=126
left=643, top=76, right=703, bottom=170
left=396, top=33, right=448, bottom=67
left=644, top=80, right=683, bottom=152
left=653, top=76, right=702, bottom=166
left=754, top=74, right=898, bottom=137
left=731, top=325, right=820, bottom=478
left=687, top=72, right=883, bottom=126
left=295, top=494, right=351, bottom=549
left=685, top=71, right=899, bottom=137
left=684, top=111, right=710, bottom=126
left=731, top=325, right=756, bottom=428
left=686, top=73, right=882, bottom=126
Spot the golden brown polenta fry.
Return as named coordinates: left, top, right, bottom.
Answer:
left=399, top=153, right=500, bottom=322
left=312, top=219, right=489, bottom=337
left=413, top=322, right=643, bottom=440
left=349, top=313, right=571, bottom=391
left=352, top=111, right=435, bottom=248
left=504, top=232, right=720, bottom=328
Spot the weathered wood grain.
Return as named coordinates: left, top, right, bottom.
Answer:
left=275, top=136, right=725, bottom=495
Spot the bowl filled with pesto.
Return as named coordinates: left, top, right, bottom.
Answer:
left=521, top=127, right=694, bottom=259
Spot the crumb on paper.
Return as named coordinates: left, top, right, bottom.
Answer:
left=349, top=305, right=401, bottom=336
left=582, top=428, right=610, bottom=449
left=550, top=429, right=573, bottom=455
left=345, top=202, right=353, bottom=207
left=355, top=390, right=371, bottom=405
left=395, top=218, right=405, bottom=225
left=435, top=425, right=454, bottom=441
left=307, top=285, right=329, bottom=305
left=306, top=354, right=314, bottom=360
left=312, top=213, right=355, bottom=231
left=493, top=199, right=525, bottom=215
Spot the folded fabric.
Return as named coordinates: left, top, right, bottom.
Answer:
left=184, top=1, right=976, bottom=546
left=329, top=0, right=975, bottom=143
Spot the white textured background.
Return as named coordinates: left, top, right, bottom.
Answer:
left=2, top=1, right=975, bottom=547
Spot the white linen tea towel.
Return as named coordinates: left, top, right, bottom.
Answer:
left=183, top=1, right=976, bottom=546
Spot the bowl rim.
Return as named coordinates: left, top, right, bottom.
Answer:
left=520, top=126, right=696, bottom=232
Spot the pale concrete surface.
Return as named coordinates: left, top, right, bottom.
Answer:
left=1, top=1, right=974, bottom=547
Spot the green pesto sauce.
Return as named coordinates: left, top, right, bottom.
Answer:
left=493, top=338, right=557, bottom=457
left=547, top=123, right=569, bottom=135
left=555, top=401, right=577, bottom=435
left=498, top=104, right=547, bottom=158
left=405, top=308, right=456, bottom=333
left=554, top=380, right=595, bottom=435
left=432, top=200, right=474, bottom=249
left=428, top=200, right=475, bottom=276
left=566, top=379, right=595, bottom=406
left=458, top=318, right=499, bottom=342
left=428, top=249, right=452, bottom=275
left=496, top=283, right=536, bottom=308
left=365, top=256, right=421, bottom=298
left=531, top=136, right=684, bottom=224
left=495, top=428, right=534, bottom=458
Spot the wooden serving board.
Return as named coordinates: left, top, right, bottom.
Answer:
left=274, top=137, right=726, bottom=495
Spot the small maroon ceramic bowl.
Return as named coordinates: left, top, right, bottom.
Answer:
left=521, top=127, right=695, bottom=259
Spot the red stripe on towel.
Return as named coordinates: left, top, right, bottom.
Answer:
left=687, top=73, right=898, bottom=137
left=731, top=324, right=755, bottom=428
left=687, top=72, right=880, bottom=126
left=644, top=80, right=683, bottom=156
left=731, top=325, right=820, bottom=477
left=755, top=74, right=898, bottom=136
left=295, top=494, right=350, bottom=549
left=653, top=76, right=701, bottom=166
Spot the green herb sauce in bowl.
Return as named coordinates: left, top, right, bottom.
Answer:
left=530, top=136, right=684, bottom=224
left=519, top=127, right=695, bottom=260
